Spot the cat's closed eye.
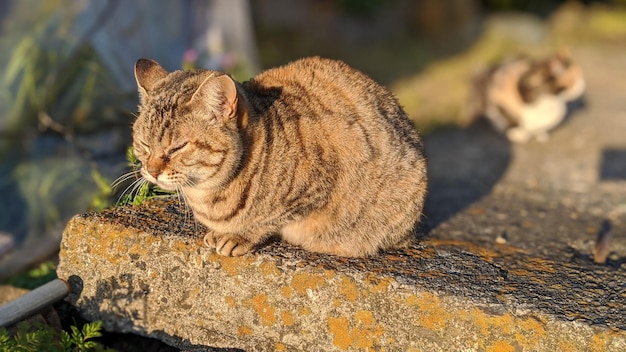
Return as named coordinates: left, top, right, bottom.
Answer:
left=167, top=142, right=188, bottom=156
left=134, top=141, right=150, bottom=158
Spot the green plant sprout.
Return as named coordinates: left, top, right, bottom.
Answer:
left=0, top=320, right=112, bottom=352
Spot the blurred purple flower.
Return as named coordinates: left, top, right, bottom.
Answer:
left=182, top=49, right=198, bottom=69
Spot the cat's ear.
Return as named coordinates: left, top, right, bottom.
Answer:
left=189, top=74, right=239, bottom=122
left=134, top=59, right=168, bottom=99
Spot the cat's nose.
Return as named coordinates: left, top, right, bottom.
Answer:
left=146, top=167, right=161, bottom=179
left=145, top=158, right=164, bottom=179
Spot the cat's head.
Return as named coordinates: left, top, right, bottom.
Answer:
left=519, top=49, right=585, bottom=103
left=132, top=58, right=243, bottom=191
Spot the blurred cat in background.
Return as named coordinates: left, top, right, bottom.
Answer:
left=467, top=49, right=585, bottom=143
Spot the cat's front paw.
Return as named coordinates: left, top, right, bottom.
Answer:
left=204, top=232, right=253, bottom=256
left=506, top=127, right=531, bottom=144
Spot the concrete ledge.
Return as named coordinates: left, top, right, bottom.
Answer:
left=57, top=198, right=626, bottom=351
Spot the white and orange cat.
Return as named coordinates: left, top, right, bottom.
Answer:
left=468, top=49, right=585, bottom=143
left=131, top=57, right=428, bottom=257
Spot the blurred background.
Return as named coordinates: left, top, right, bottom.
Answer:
left=1, top=0, right=626, bottom=280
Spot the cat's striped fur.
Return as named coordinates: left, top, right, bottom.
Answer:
left=132, top=57, right=427, bottom=257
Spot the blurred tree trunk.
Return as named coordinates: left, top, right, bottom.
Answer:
left=199, top=0, right=261, bottom=75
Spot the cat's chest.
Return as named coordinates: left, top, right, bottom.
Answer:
left=518, top=95, right=566, bottom=131
left=183, top=188, right=249, bottom=232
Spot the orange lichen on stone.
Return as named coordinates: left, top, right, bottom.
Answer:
left=327, top=312, right=385, bottom=350
left=290, top=272, right=325, bottom=295
left=353, top=321, right=384, bottom=349
left=406, top=293, right=449, bottom=331
left=457, top=308, right=549, bottom=349
left=243, top=294, right=276, bottom=326
left=355, top=310, right=375, bottom=325
left=90, top=229, right=128, bottom=265
left=513, top=333, right=527, bottom=348
left=280, top=310, right=295, bottom=326
left=275, top=342, right=287, bottom=351
left=324, top=269, right=336, bottom=278
left=224, top=296, right=236, bottom=308
left=194, top=237, right=205, bottom=247
left=328, top=316, right=352, bottom=350
left=172, top=240, right=189, bottom=252
left=558, top=340, right=578, bottom=351
left=471, top=309, right=514, bottom=336
left=338, top=276, right=360, bottom=302
left=208, top=253, right=254, bottom=277
left=486, top=340, right=515, bottom=352
left=299, top=307, right=312, bottom=316
left=591, top=332, right=610, bottom=352
left=128, top=242, right=146, bottom=257
left=517, top=316, right=546, bottom=344
left=280, top=286, right=293, bottom=298
left=261, top=261, right=281, bottom=276
left=237, top=325, right=253, bottom=336
left=364, top=275, right=393, bottom=294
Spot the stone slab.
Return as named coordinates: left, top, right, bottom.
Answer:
left=57, top=198, right=626, bottom=351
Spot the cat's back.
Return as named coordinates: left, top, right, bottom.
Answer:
left=245, top=57, right=423, bottom=156
left=248, top=57, right=402, bottom=115
left=250, top=56, right=373, bottom=92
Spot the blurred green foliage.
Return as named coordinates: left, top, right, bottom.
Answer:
left=0, top=3, right=132, bottom=243
left=1, top=12, right=126, bottom=138
left=5, top=261, right=57, bottom=290
left=89, top=169, right=113, bottom=211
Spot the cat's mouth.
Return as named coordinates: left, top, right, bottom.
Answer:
left=153, top=182, right=178, bottom=192
left=141, top=170, right=179, bottom=191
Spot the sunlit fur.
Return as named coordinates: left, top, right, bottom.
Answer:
left=132, top=57, right=428, bottom=257
left=467, top=49, right=585, bottom=143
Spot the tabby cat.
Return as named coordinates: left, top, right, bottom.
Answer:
left=132, top=57, right=428, bottom=257
left=467, top=49, right=585, bottom=143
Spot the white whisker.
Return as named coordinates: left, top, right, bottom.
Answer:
left=115, top=176, right=146, bottom=206
left=178, top=186, right=190, bottom=221
left=111, top=171, right=140, bottom=191
left=180, top=180, right=200, bottom=235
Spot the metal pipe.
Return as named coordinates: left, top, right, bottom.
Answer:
left=0, top=278, right=70, bottom=327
